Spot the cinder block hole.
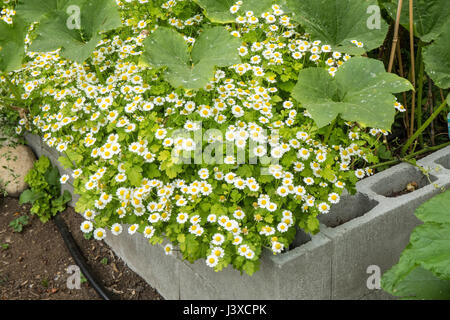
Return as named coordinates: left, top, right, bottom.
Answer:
left=288, top=227, right=312, bottom=250
left=371, top=164, right=438, bottom=198
left=318, top=193, right=379, bottom=228
left=435, top=153, right=450, bottom=170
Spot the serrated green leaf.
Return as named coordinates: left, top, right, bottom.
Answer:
left=285, top=0, right=389, bottom=54
left=28, top=0, right=122, bottom=63
left=127, top=168, right=143, bottom=187
left=292, top=57, right=413, bottom=129
left=58, top=156, right=74, bottom=169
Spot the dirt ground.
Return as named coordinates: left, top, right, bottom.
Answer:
left=0, top=197, right=163, bottom=300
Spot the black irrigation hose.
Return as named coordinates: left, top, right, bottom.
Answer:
left=53, top=214, right=113, bottom=300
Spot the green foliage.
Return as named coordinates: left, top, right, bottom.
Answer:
left=291, top=57, right=413, bottom=129
left=384, top=0, right=450, bottom=43
left=194, top=0, right=273, bottom=23
left=142, top=26, right=241, bottom=90
left=9, top=215, right=29, bottom=233
left=2, top=0, right=395, bottom=276
left=0, top=16, right=27, bottom=72
left=381, top=189, right=450, bottom=299
left=423, top=27, right=450, bottom=89
left=25, top=0, right=122, bottom=63
left=20, top=155, right=71, bottom=223
left=285, top=0, right=389, bottom=54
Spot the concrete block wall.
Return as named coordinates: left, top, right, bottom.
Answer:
left=24, top=133, right=450, bottom=300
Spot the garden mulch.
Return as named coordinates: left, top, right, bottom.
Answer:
left=0, top=197, right=163, bottom=300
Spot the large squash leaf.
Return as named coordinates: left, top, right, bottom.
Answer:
left=423, top=27, right=450, bottom=89
left=15, top=0, right=71, bottom=23
left=383, top=266, right=450, bottom=300
left=142, top=27, right=241, bottom=90
left=285, top=0, right=389, bottom=54
left=0, top=17, right=28, bottom=72
left=193, top=0, right=274, bottom=23
left=381, top=189, right=450, bottom=299
left=27, top=0, right=122, bottom=63
left=384, top=0, right=450, bottom=43
left=291, top=57, right=413, bottom=130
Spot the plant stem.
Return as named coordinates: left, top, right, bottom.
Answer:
left=388, top=0, right=404, bottom=73
left=401, top=99, right=448, bottom=155
left=416, top=44, right=424, bottom=147
left=427, top=78, right=435, bottom=146
left=395, top=41, right=410, bottom=137
left=371, top=141, right=450, bottom=170
left=95, top=65, right=105, bottom=85
left=4, top=76, right=21, bottom=100
left=323, top=118, right=337, bottom=144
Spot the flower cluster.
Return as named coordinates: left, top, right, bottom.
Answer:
left=2, top=0, right=405, bottom=274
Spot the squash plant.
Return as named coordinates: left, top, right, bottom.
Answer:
left=0, top=0, right=414, bottom=275
left=381, top=189, right=450, bottom=299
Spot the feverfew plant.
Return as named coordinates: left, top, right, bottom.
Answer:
left=1, top=0, right=411, bottom=275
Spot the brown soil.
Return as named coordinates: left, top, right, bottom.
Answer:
left=0, top=197, right=163, bottom=300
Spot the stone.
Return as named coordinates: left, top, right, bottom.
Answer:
left=0, top=144, right=36, bottom=197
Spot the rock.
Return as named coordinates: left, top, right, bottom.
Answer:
left=0, top=144, right=36, bottom=197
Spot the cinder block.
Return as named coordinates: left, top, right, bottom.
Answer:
left=417, top=145, right=450, bottom=175
left=178, top=232, right=332, bottom=300
left=104, top=229, right=181, bottom=300
left=320, top=162, right=450, bottom=300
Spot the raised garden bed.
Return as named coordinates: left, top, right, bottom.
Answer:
left=24, top=133, right=450, bottom=300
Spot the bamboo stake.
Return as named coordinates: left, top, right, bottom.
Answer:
left=388, top=0, right=404, bottom=73
left=408, top=0, right=416, bottom=139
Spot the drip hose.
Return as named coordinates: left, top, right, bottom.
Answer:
left=53, top=214, right=113, bottom=300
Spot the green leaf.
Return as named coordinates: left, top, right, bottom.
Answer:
left=34, top=156, right=51, bottom=174
left=128, top=169, right=142, bottom=187
left=382, top=266, right=450, bottom=300
left=165, top=165, right=183, bottom=179
left=193, top=0, right=236, bottom=23
left=285, top=0, right=389, bottom=54
left=19, top=189, right=45, bottom=204
left=0, top=17, right=28, bottom=72
left=44, top=166, right=60, bottom=186
left=194, top=0, right=274, bottom=23
left=28, top=0, right=122, bottom=63
left=423, top=27, right=450, bottom=89
left=415, top=189, right=450, bottom=224
left=16, top=0, right=65, bottom=23
left=58, top=156, right=74, bottom=169
left=177, top=233, right=186, bottom=243
left=142, top=26, right=241, bottom=90
left=65, top=149, right=83, bottom=164
left=242, top=260, right=258, bottom=276
left=291, top=57, right=413, bottom=129
left=384, top=0, right=450, bottom=43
